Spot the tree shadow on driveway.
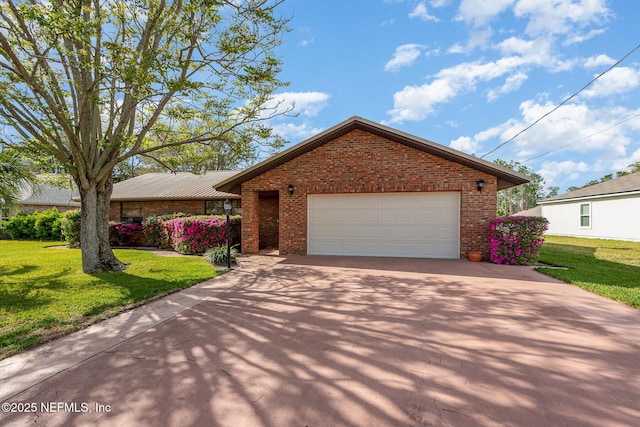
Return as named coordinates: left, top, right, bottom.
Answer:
left=2, top=259, right=639, bottom=426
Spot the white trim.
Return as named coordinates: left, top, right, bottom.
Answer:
left=539, top=190, right=640, bottom=205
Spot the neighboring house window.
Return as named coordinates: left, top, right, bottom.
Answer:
left=579, top=203, right=591, bottom=228
left=122, top=202, right=143, bottom=225
left=206, top=199, right=241, bottom=216
left=1, top=206, right=9, bottom=225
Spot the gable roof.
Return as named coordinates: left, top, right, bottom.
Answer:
left=20, top=185, right=80, bottom=208
left=215, top=116, right=530, bottom=194
left=540, top=172, right=640, bottom=203
left=110, top=171, right=240, bottom=201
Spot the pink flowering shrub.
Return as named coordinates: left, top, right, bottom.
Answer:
left=144, top=213, right=192, bottom=249
left=109, top=222, right=144, bottom=246
left=162, top=216, right=240, bottom=255
left=488, top=216, right=549, bottom=265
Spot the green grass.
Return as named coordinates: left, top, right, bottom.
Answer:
left=537, top=236, right=640, bottom=308
left=0, top=240, right=220, bottom=359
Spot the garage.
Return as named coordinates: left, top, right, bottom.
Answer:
left=307, top=192, right=460, bottom=258
left=215, top=117, right=531, bottom=258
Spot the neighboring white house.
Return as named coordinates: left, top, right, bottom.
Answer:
left=539, top=172, right=640, bottom=242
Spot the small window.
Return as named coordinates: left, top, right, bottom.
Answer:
left=122, top=202, right=143, bottom=225
left=1, top=206, right=10, bottom=225
left=579, top=203, right=591, bottom=228
left=206, top=199, right=241, bottom=216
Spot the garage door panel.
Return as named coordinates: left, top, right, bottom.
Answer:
left=308, top=192, right=460, bottom=259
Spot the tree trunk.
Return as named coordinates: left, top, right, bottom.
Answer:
left=79, top=177, right=125, bottom=273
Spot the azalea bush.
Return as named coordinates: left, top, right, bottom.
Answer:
left=143, top=213, right=191, bottom=249
left=109, top=222, right=144, bottom=247
left=163, top=216, right=239, bottom=255
left=489, top=216, right=549, bottom=265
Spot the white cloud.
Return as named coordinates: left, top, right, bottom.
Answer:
left=487, top=71, right=528, bottom=101
left=611, top=148, right=640, bottom=172
left=447, top=43, right=465, bottom=54
left=510, top=101, right=634, bottom=158
left=456, top=0, right=514, bottom=27
left=584, top=54, right=615, bottom=68
left=263, top=91, right=331, bottom=118
left=450, top=124, right=509, bottom=154
left=449, top=101, right=640, bottom=165
left=409, top=1, right=439, bottom=21
left=513, top=0, right=610, bottom=37
left=385, top=44, right=426, bottom=71
left=388, top=55, right=535, bottom=122
left=270, top=122, right=324, bottom=141
left=449, top=136, right=479, bottom=153
left=430, top=0, right=451, bottom=7
left=538, top=160, right=590, bottom=185
left=581, top=67, right=640, bottom=98
left=564, top=28, right=606, bottom=45
left=299, top=38, right=314, bottom=47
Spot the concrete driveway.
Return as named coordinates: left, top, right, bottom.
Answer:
left=1, top=255, right=639, bottom=426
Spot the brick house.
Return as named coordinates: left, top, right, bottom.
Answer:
left=2, top=185, right=81, bottom=223
left=109, top=171, right=241, bottom=224
left=216, top=116, right=530, bottom=259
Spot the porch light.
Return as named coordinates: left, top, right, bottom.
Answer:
left=476, top=179, right=485, bottom=192
left=223, top=198, right=232, bottom=215
left=288, top=184, right=294, bottom=195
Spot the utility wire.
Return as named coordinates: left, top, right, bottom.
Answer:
left=521, top=112, right=640, bottom=163
left=480, top=43, right=640, bottom=159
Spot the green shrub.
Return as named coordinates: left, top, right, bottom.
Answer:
left=5, top=209, right=64, bottom=241
left=34, top=208, right=62, bottom=240
left=5, top=211, right=37, bottom=239
left=59, top=209, right=82, bottom=247
left=204, top=244, right=238, bottom=267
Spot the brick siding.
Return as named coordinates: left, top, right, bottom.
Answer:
left=241, top=129, right=497, bottom=258
left=108, top=200, right=207, bottom=221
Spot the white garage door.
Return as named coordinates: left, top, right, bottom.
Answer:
left=307, top=192, right=460, bottom=258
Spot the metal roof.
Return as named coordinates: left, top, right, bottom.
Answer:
left=215, top=116, right=531, bottom=194
left=540, top=172, right=640, bottom=203
left=20, top=185, right=81, bottom=207
left=110, top=171, right=240, bottom=201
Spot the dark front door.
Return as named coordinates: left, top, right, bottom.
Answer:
left=258, top=191, right=279, bottom=250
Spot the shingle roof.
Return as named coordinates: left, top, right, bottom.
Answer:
left=540, top=172, right=640, bottom=203
left=215, top=116, right=531, bottom=194
left=110, top=171, right=240, bottom=201
left=20, top=185, right=81, bottom=207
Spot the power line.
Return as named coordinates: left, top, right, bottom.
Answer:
left=521, top=112, right=640, bottom=163
left=480, top=43, right=640, bottom=159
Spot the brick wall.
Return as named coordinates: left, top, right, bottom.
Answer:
left=108, top=200, right=207, bottom=221
left=241, top=129, right=497, bottom=258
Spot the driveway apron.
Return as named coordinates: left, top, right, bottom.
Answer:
left=1, top=256, right=639, bottom=427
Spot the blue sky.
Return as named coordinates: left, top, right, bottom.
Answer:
left=264, top=0, right=640, bottom=193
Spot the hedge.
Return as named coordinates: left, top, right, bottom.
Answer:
left=4, top=208, right=63, bottom=241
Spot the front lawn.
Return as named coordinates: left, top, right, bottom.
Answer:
left=537, top=236, right=640, bottom=308
left=0, top=241, right=220, bottom=359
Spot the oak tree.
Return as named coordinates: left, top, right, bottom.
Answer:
left=0, top=0, right=289, bottom=272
